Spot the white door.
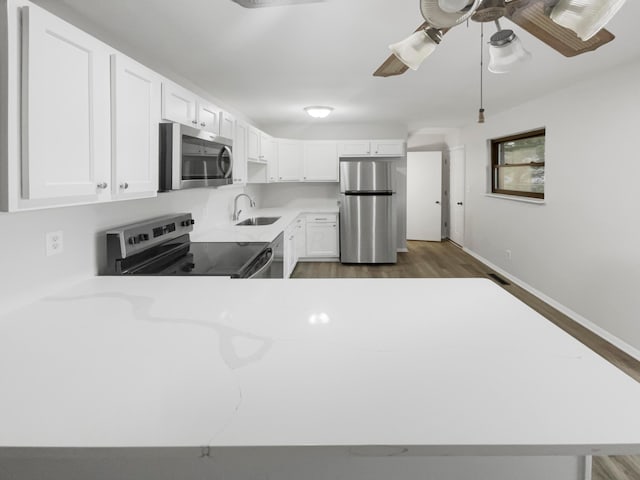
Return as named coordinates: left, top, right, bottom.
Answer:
left=21, top=6, right=111, bottom=200
left=407, top=152, right=442, bottom=242
left=449, top=146, right=466, bottom=246
left=277, top=140, right=303, bottom=181
left=303, top=142, right=338, bottom=181
left=197, top=101, right=219, bottom=135
left=111, top=54, right=160, bottom=198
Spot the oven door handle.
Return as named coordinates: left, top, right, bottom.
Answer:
left=219, top=145, right=233, bottom=179
left=249, top=248, right=274, bottom=279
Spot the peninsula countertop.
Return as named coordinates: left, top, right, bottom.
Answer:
left=1, top=276, right=640, bottom=455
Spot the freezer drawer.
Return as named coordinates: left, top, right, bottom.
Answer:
left=340, top=194, right=396, bottom=263
left=340, top=160, right=394, bottom=193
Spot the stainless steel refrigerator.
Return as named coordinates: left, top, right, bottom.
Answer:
left=339, top=159, right=397, bottom=264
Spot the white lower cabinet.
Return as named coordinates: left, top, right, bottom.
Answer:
left=110, top=53, right=161, bottom=199
left=305, top=213, right=339, bottom=258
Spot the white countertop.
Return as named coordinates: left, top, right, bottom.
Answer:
left=192, top=205, right=338, bottom=243
left=1, top=276, right=640, bottom=454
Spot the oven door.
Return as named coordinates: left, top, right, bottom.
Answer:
left=160, top=123, right=233, bottom=190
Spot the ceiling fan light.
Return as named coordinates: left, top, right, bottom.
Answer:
left=550, top=0, right=627, bottom=41
left=304, top=106, right=333, bottom=118
left=488, top=31, right=532, bottom=74
left=389, top=30, right=439, bottom=71
left=437, top=0, right=471, bottom=13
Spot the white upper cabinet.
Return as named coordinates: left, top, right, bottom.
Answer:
left=303, top=142, right=338, bottom=182
left=161, top=81, right=223, bottom=135
left=220, top=111, right=235, bottom=139
left=21, top=5, right=111, bottom=201
left=337, top=141, right=372, bottom=157
left=110, top=53, right=161, bottom=199
left=247, top=127, right=261, bottom=162
left=337, top=140, right=405, bottom=157
left=233, top=121, right=248, bottom=186
left=161, top=81, right=198, bottom=127
left=277, top=140, right=303, bottom=182
left=197, top=100, right=219, bottom=135
left=371, top=140, right=405, bottom=157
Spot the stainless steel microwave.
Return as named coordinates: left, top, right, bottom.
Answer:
left=159, top=123, right=233, bottom=191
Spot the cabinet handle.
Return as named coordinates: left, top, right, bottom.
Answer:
left=435, top=201, right=441, bottom=205
left=331, top=224, right=336, bottom=227
left=120, top=182, right=129, bottom=190
left=289, top=236, right=294, bottom=241
left=191, top=120, right=198, bottom=125
left=457, top=202, right=463, bottom=206
left=97, top=182, right=108, bottom=189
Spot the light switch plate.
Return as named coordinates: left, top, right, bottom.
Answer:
left=46, top=231, right=64, bottom=256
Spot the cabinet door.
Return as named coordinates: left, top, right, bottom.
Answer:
left=284, top=226, right=297, bottom=278
left=111, top=54, right=160, bottom=198
left=21, top=6, right=110, bottom=200
left=277, top=140, right=303, bottom=182
left=197, top=101, right=219, bottom=135
left=233, top=121, right=248, bottom=185
left=372, top=140, right=405, bottom=157
left=161, top=81, right=197, bottom=126
left=220, top=111, right=235, bottom=139
left=261, top=134, right=277, bottom=182
left=303, top=142, right=338, bottom=182
left=247, top=127, right=261, bottom=162
left=306, top=222, right=339, bottom=257
left=337, top=141, right=371, bottom=157
left=295, top=216, right=306, bottom=259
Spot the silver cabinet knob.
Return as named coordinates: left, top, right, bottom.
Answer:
left=120, top=182, right=129, bottom=190
left=97, top=182, right=108, bottom=189
left=191, top=120, right=197, bottom=124
left=435, top=201, right=440, bottom=204
left=200, top=122, right=206, bottom=127
left=457, top=202, right=463, bottom=206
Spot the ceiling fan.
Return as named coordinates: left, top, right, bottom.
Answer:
left=374, top=0, right=626, bottom=77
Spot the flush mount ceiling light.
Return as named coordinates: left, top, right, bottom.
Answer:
left=374, top=0, right=624, bottom=78
left=304, top=106, right=333, bottom=118
left=550, top=0, right=627, bottom=41
left=488, top=21, right=532, bottom=74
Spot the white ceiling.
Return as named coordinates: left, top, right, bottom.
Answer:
left=32, top=0, right=640, bottom=133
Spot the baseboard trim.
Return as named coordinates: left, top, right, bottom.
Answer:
left=463, top=247, right=640, bottom=362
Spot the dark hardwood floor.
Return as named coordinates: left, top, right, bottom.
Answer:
left=292, top=240, right=640, bottom=480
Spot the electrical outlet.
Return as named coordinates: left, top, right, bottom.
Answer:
left=505, top=249, right=512, bottom=261
left=46, top=231, right=64, bottom=256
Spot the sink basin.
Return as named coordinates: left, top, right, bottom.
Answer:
left=235, top=216, right=281, bottom=226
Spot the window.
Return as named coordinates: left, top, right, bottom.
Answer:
left=491, top=128, right=545, bottom=199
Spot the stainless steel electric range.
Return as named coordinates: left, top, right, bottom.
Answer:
left=102, top=213, right=284, bottom=279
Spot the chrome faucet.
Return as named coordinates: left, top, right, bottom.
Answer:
left=232, top=193, right=256, bottom=221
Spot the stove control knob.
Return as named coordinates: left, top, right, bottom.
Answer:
left=128, top=236, right=138, bottom=245
left=138, top=233, right=149, bottom=242
left=182, top=262, right=195, bottom=273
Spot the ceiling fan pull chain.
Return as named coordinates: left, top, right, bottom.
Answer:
left=478, top=22, right=485, bottom=123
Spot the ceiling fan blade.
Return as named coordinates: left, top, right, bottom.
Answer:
left=374, top=22, right=448, bottom=77
left=506, top=0, right=614, bottom=57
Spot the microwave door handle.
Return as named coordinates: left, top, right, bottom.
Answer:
left=220, top=145, right=233, bottom=179
left=249, top=249, right=274, bottom=279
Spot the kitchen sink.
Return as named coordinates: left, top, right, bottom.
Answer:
left=235, top=216, right=281, bottom=226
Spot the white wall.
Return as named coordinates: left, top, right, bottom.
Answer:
left=0, top=185, right=258, bottom=313
left=457, top=59, right=640, bottom=351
